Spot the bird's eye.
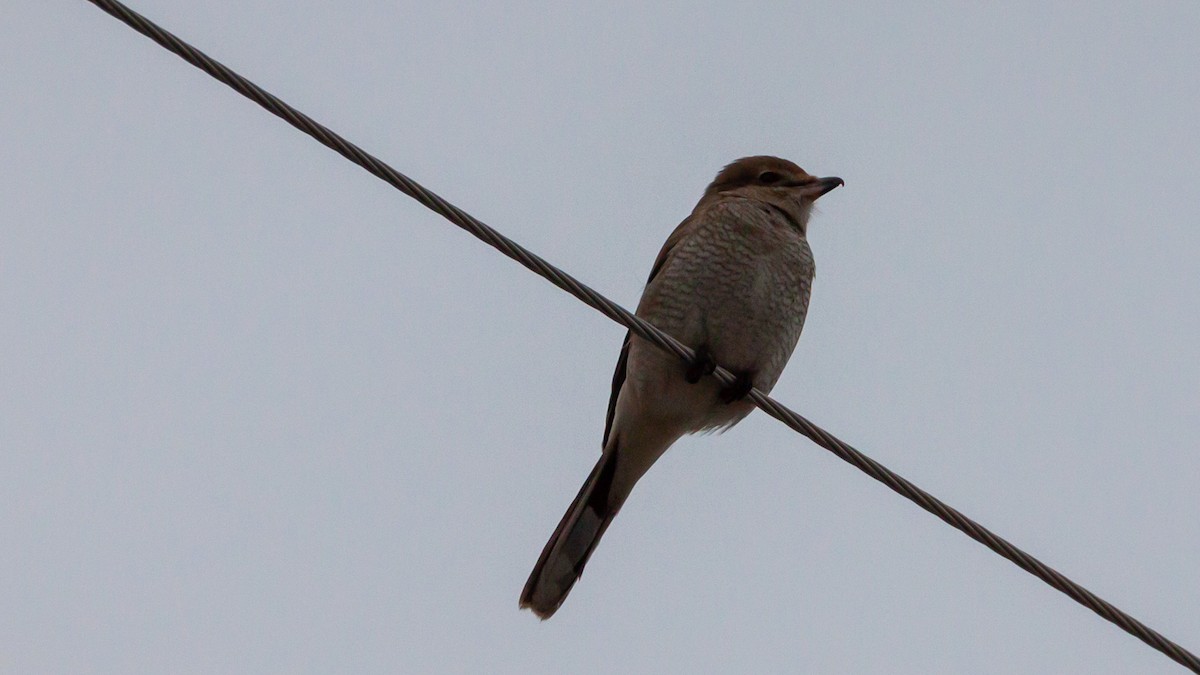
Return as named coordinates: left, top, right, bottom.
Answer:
left=757, top=171, right=784, bottom=185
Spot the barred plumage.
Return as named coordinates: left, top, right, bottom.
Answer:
left=521, top=157, right=841, bottom=618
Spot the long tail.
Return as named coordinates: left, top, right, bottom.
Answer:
left=520, top=449, right=621, bottom=619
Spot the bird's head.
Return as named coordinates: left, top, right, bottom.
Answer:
left=703, top=156, right=843, bottom=233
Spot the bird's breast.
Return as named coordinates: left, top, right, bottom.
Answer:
left=627, top=198, right=814, bottom=430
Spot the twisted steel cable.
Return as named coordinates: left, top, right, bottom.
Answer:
left=82, top=0, right=1199, bottom=671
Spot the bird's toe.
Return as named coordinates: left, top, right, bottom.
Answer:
left=684, top=344, right=717, bottom=384
left=718, top=371, right=755, bottom=403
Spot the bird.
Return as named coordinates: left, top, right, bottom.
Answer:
left=519, top=156, right=843, bottom=619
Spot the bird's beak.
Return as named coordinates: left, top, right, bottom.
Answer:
left=803, top=176, right=844, bottom=199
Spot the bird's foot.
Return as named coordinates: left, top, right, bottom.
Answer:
left=684, top=344, right=717, bottom=384
left=718, top=371, right=756, bottom=404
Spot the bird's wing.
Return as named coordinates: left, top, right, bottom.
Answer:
left=601, top=331, right=630, bottom=449
left=643, top=215, right=694, bottom=286
left=600, top=215, right=695, bottom=448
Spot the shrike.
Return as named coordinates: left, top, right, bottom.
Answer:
left=520, top=156, right=843, bottom=619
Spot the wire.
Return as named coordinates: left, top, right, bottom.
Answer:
left=81, top=0, right=1199, bottom=671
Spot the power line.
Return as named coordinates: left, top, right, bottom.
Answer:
left=80, top=0, right=1199, bottom=671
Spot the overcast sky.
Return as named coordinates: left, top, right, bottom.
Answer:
left=3, top=2, right=1198, bottom=673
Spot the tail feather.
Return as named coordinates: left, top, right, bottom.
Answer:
left=520, top=450, right=620, bottom=619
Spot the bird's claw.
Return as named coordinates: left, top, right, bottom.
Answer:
left=718, top=371, right=755, bottom=404
left=684, top=345, right=717, bottom=384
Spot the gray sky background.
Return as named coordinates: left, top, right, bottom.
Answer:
left=3, top=2, right=1198, bottom=673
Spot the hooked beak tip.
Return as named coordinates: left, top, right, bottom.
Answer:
left=810, top=176, right=844, bottom=198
